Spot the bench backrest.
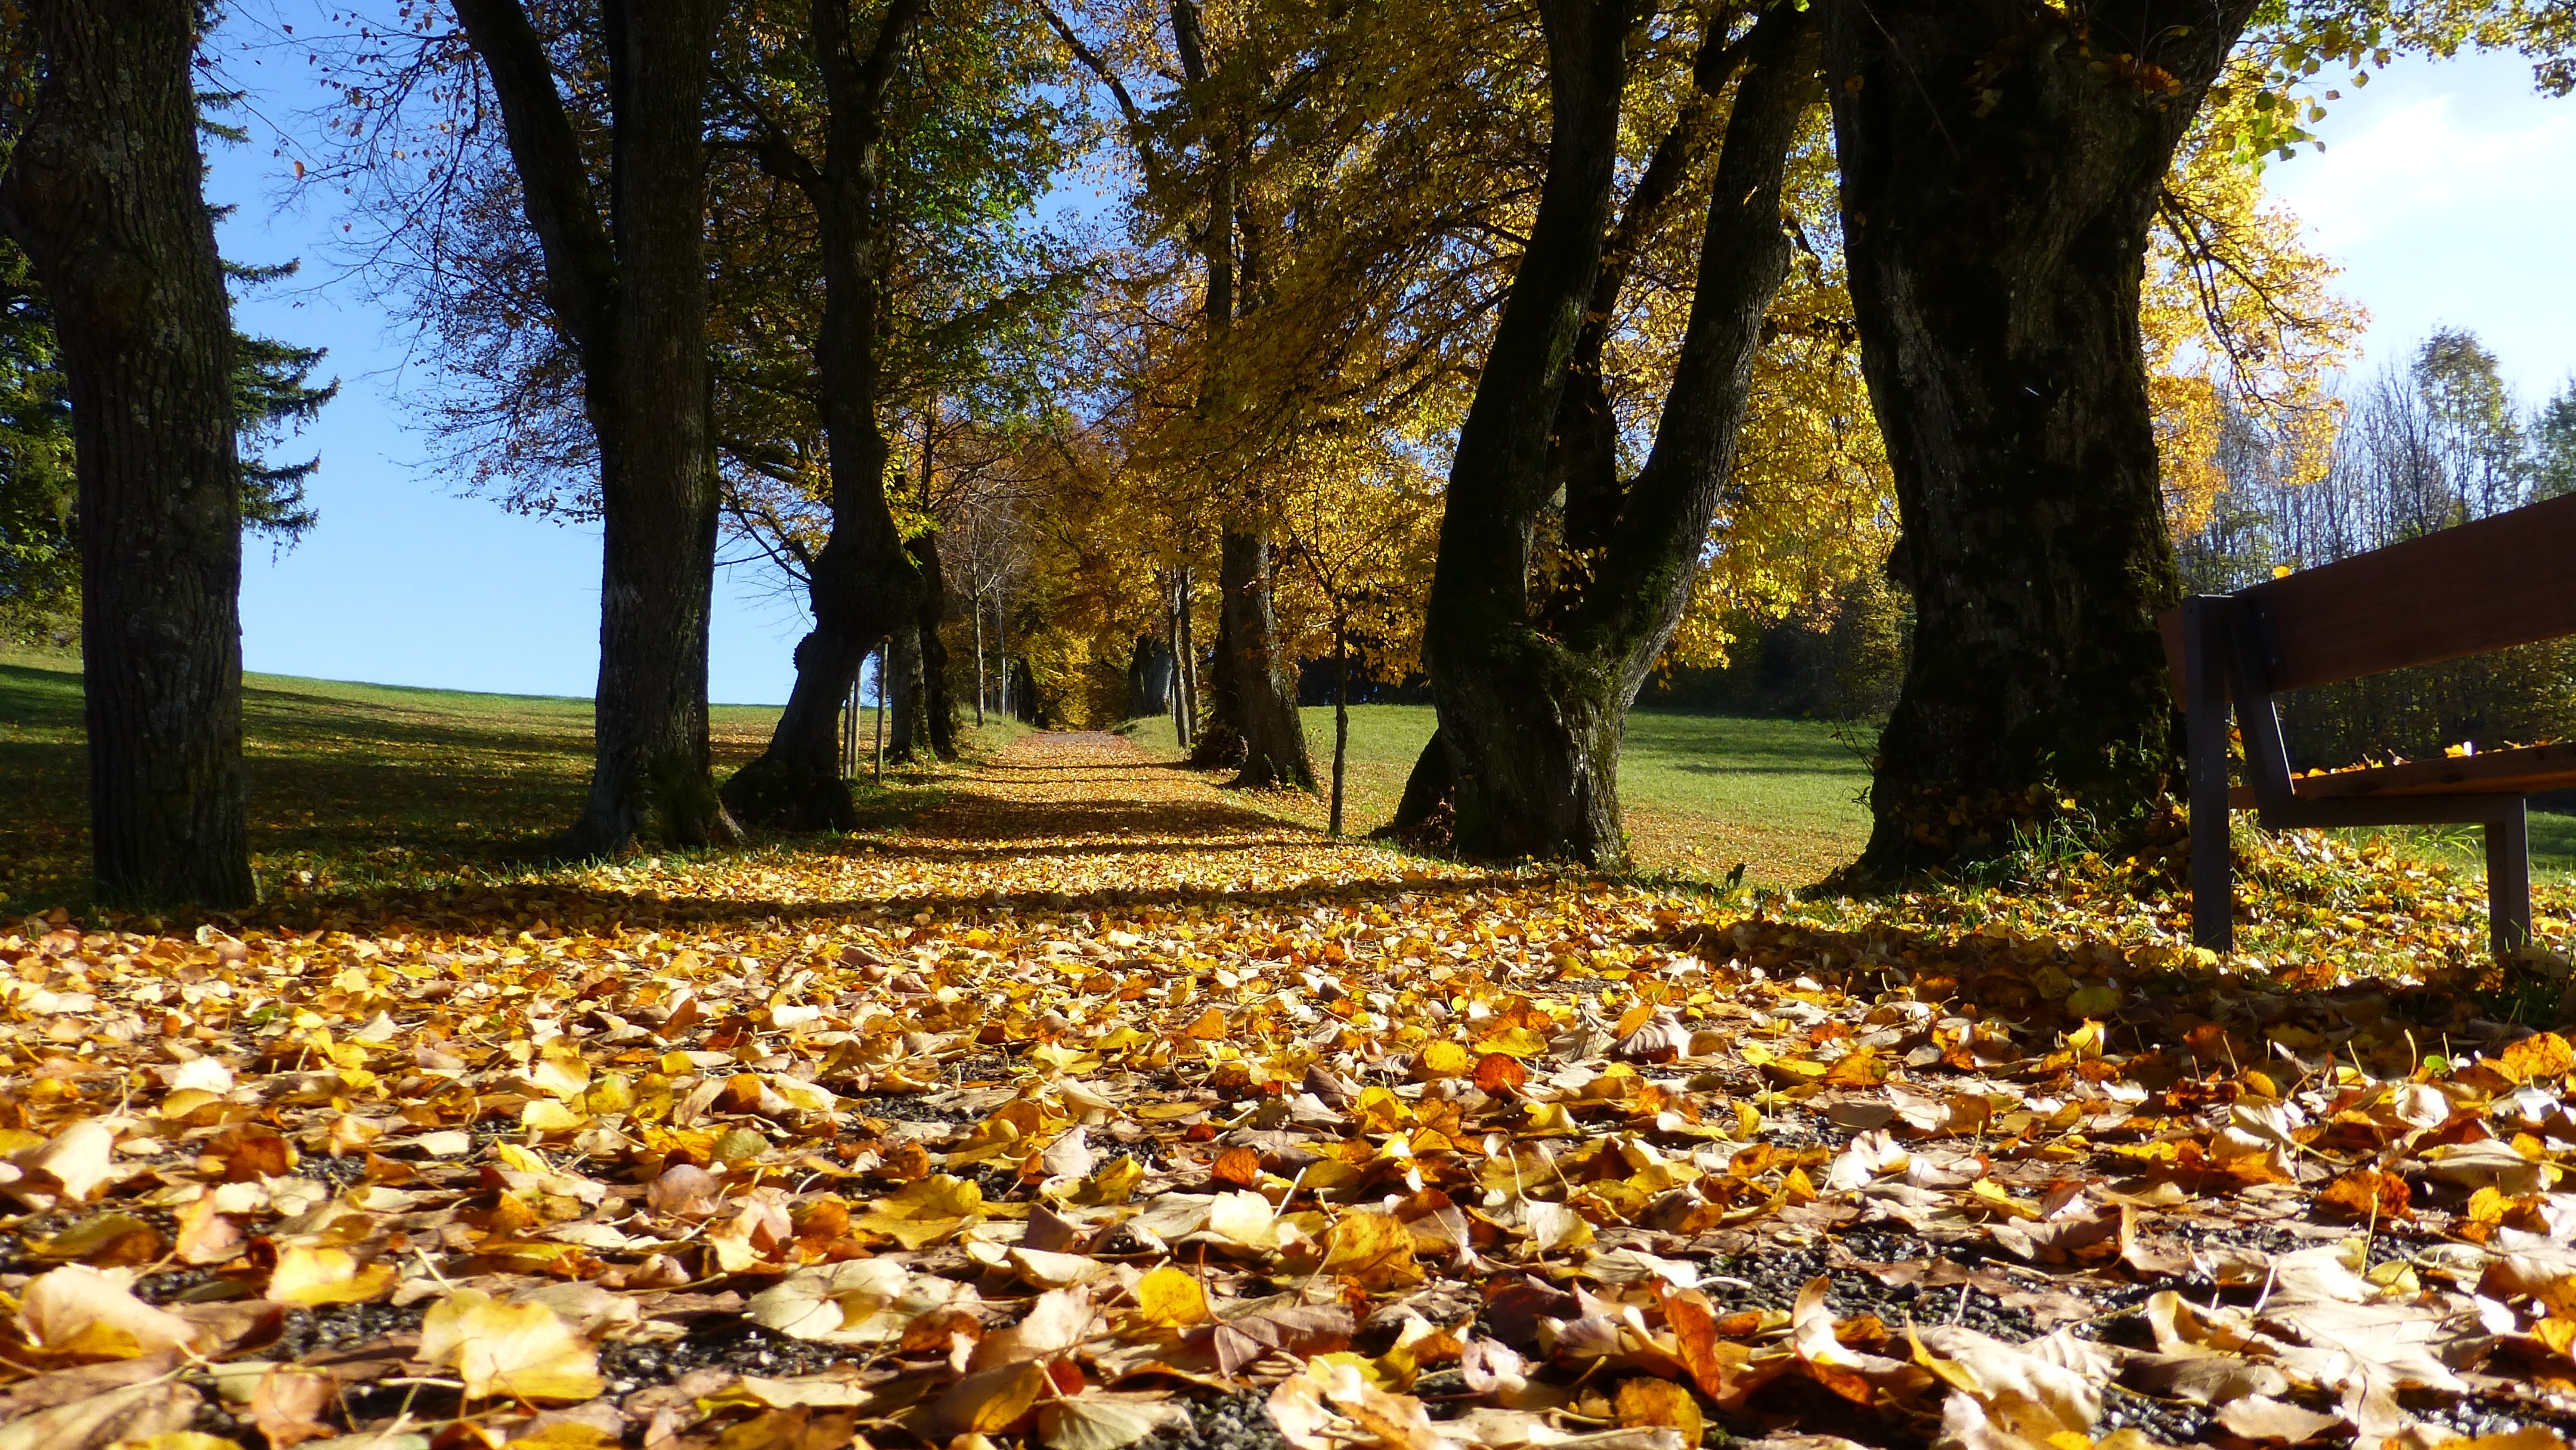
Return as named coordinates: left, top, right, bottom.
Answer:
left=2158, top=491, right=2576, bottom=701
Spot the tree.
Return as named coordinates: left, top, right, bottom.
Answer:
left=452, top=0, right=737, bottom=854
left=1277, top=451, right=1438, bottom=835
left=1417, top=0, right=1825, bottom=862
left=711, top=0, right=937, bottom=827
left=1825, top=0, right=2264, bottom=875
left=708, top=0, right=1072, bottom=816
left=0, top=0, right=254, bottom=904
left=2536, top=381, right=2576, bottom=499
left=1, top=245, right=336, bottom=642
left=1051, top=0, right=1314, bottom=789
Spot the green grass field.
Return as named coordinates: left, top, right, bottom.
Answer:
left=1122, top=704, right=1877, bottom=884
left=10, top=641, right=2569, bottom=906
left=1122, top=701, right=2576, bottom=887
left=0, top=645, right=1012, bottom=912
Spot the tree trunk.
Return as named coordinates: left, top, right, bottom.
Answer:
left=1827, top=0, right=2255, bottom=874
left=1169, top=568, right=1194, bottom=746
left=717, top=0, right=931, bottom=829
left=1425, top=0, right=1818, bottom=862
left=912, top=532, right=958, bottom=758
left=1187, top=571, right=1243, bottom=768
left=886, top=621, right=925, bottom=761
left=973, top=594, right=987, bottom=727
left=1389, top=730, right=1454, bottom=833
left=0, top=0, right=254, bottom=906
left=1130, top=633, right=1175, bottom=719
left=456, top=0, right=734, bottom=854
left=1217, top=529, right=1313, bottom=789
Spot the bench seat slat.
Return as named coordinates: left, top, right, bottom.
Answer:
left=2220, top=740, right=2576, bottom=808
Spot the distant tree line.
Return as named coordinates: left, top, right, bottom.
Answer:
left=2177, top=330, right=2576, bottom=770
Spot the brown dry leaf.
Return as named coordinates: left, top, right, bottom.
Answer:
left=1210, top=1145, right=1263, bottom=1187
left=1267, top=1357, right=1459, bottom=1450
left=1037, top=1391, right=1192, bottom=1450
left=2318, top=1168, right=2412, bottom=1221
left=1201, top=1300, right=1356, bottom=1376
left=11, top=1120, right=122, bottom=1209
left=970, top=1287, right=1097, bottom=1370
left=246, top=1367, right=340, bottom=1448
left=2217, top=1396, right=2346, bottom=1443
left=14, top=1265, right=199, bottom=1359
left=1041, top=1127, right=1098, bottom=1181
left=0, top=1380, right=202, bottom=1450
left=1475, top=1054, right=1528, bottom=1095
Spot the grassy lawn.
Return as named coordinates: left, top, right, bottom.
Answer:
left=0, top=645, right=1008, bottom=912
left=1122, top=704, right=1875, bottom=885
left=1123, top=701, right=2576, bottom=888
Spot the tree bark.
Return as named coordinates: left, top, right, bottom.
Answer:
left=912, top=531, right=958, bottom=758
left=1826, top=0, right=2256, bottom=874
left=1168, top=0, right=1310, bottom=790
left=1216, top=529, right=1313, bottom=789
left=1389, top=730, right=1454, bottom=834
left=973, top=593, right=987, bottom=727
left=1130, top=633, right=1175, bottom=718
left=0, top=0, right=255, bottom=906
left=884, top=619, right=925, bottom=761
left=1173, top=565, right=1197, bottom=746
left=1425, top=0, right=1818, bottom=862
left=717, top=0, right=931, bottom=829
left=456, top=0, right=735, bottom=854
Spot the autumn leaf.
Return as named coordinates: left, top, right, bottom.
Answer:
left=1321, top=1211, right=1423, bottom=1289
left=418, top=1288, right=605, bottom=1402
left=1134, top=1264, right=1211, bottom=1327
left=266, top=1244, right=397, bottom=1306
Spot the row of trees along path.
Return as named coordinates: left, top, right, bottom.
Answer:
left=9, top=0, right=2559, bottom=907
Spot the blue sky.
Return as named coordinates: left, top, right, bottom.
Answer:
left=203, top=32, right=2575, bottom=705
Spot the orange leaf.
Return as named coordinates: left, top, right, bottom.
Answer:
left=1211, top=1145, right=1263, bottom=1188
left=2318, top=1169, right=2410, bottom=1222
left=1473, top=1054, right=1528, bottom=1094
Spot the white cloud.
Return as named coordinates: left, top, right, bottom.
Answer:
left=2264, top=55, right=2576, bottom=396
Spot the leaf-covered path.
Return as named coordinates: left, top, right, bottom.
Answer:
left=4, top=731, right=2575, bottom=1450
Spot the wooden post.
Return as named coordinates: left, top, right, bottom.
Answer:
left=2487, top=800, right=2532, bottom=958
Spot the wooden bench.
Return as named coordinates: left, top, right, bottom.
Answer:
left=2158, top=491, right=2576, bottom=956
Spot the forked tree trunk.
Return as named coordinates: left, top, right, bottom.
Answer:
left=0, top=0, right=255, bottom=906
left=457, top=0, right=736, bottom=854
left=718, top=0, right=931, bottom=829
left=1827, top=0, right=2256, bottom=874
left=1424, top=0, right=1818, bottom=862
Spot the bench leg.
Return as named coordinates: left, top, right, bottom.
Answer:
left=2486, top=801, right=2532, bottom=959
left=2184, top=600, right=2234, bottom=952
